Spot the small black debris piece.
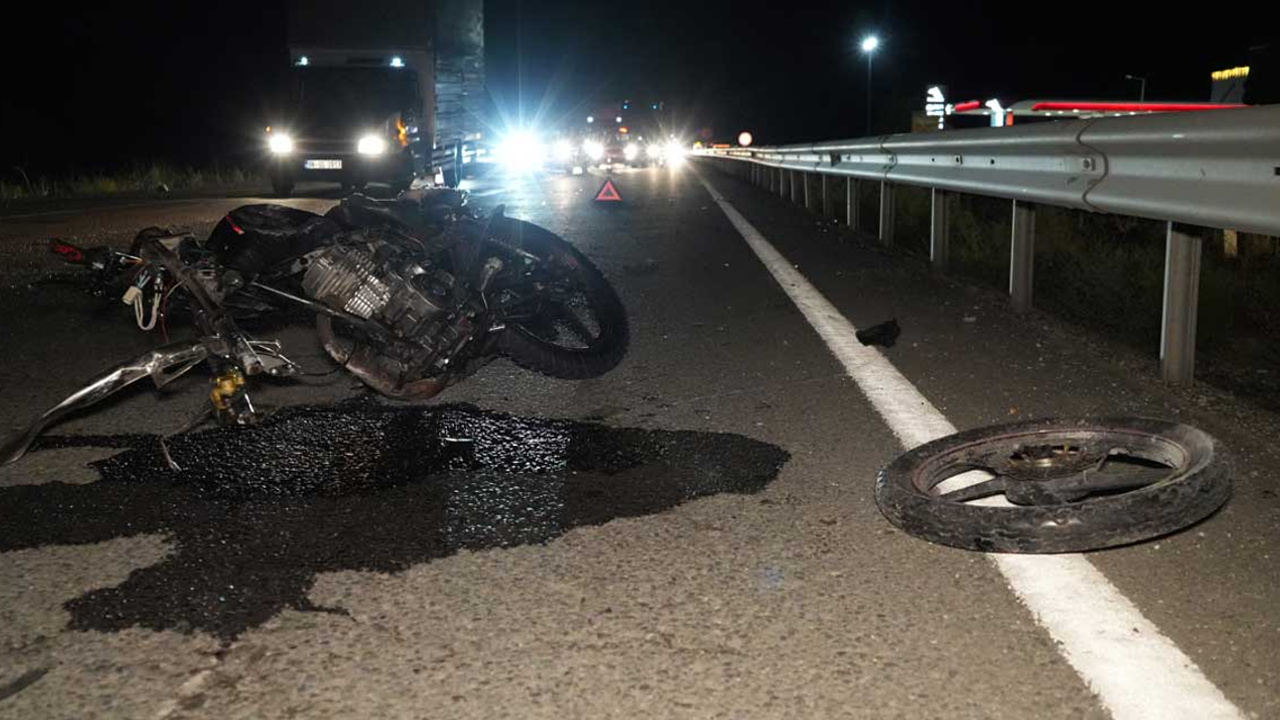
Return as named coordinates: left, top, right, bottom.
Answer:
left=856, top=319, right=901, bottom=348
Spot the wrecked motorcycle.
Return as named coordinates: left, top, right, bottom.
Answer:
left=2, top=189, right=629, bottom=465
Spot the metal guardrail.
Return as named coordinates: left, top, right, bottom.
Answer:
left=696, top=105, right=1280, bottom=236
left=693, top=105, right=1280, bottom=383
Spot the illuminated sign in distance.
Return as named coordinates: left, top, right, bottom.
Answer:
left=1211, top=66, right=1249, bottom=81
left=925, top=86, right=947, bottom=117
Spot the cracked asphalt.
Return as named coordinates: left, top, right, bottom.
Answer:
left=0, top=165, right=1277, bottom=719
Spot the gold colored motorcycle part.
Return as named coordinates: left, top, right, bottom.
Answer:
left=209, top=369, right=246, bottom=411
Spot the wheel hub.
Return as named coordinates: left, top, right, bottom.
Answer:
left=999, top=444, right=1102, bottom=505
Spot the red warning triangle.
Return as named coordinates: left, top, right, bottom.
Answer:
left=594, top=179, right=622, bottom=202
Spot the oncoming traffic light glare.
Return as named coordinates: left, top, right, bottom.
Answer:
left=357, top=134, right=388, bottom=155
left=497, top=131, right=545, bottom=171
left=268, top=132, right=295, bottom=154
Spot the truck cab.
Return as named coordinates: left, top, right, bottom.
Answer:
left=265, top=53, right=427, bottom=196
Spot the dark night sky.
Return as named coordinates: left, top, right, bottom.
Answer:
left=2, top=1, right=1274, bottom=176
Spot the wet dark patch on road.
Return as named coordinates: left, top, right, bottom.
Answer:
left=0, top=667, right=50, bottom=703
left=0, top=401, right=788, bottom=641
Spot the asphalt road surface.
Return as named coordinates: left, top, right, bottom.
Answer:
left=1, top=166, right=1277, bottom=719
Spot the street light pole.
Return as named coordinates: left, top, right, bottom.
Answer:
left=866, top=53, right=873, bottom=134
left=861, top=35, right=879, bottom=135
left=1125, top=74, right=1147, bottom=102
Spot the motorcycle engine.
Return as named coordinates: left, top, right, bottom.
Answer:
left=301, top=244, right=449, bottom=339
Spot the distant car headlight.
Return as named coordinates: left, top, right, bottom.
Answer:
left=665, top=140, right=687, bottom=165
left=554, top=139, right=574, bottom=161
left=268, top=133, right=295, bottom=155
left=498, top=132, right=544, bottom=171
left=357, top=135, right=388, bottom=156
left=623, top=143, right=639, bottom=160
left=583, top=140, right=604, bottom=160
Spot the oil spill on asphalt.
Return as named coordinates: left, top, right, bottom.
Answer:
left=0, top=400, right=789, bottom=641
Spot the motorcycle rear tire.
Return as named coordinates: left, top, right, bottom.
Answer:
left=493, top=220, right=629, bottom=379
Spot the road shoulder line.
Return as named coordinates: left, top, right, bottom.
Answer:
left=696, top=170, right=1244, bottom=720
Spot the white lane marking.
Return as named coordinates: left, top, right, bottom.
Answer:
left=697, top=172, right=1244, bottom=720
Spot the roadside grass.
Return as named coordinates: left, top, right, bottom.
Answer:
left=2, top=163, right=264, bottom=201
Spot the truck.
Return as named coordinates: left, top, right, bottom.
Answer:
left=265, top=0, right=486, bottom=196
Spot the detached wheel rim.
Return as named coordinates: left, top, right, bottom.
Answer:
left=875, top=418, right=1231, bottom=553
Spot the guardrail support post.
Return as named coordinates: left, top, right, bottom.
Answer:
left=1161, top=223, right=1202, bottom=384
left=778, top=168, right=786, bottom=199
left=931, top=189, right=950, bottom=271
left=822, top=175, right=832, bottom=219
left=1009, top=200, right=1036, bottom=312
left=878, top=181, right=895, bottom=244
left=847, top=179, right=859, bottom=231
left=791, top=171, right=802, bottom=204
left=804, top=173, right=815, bottom=211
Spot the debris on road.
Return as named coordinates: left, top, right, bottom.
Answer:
left=856, top=319, right=901, bottom=348
left=875, top=417, right=1231, bottom=553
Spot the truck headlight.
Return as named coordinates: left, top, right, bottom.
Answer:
left=357, top=134, right=388, bottom=156
left=623, top=143, right=639, bottom=160
left=268, top=133, right=295, bottom=155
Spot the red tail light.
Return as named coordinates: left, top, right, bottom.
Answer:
left=49, top=240, right=85, bottom=263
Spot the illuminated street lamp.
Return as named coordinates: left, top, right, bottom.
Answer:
left=860, top=35, right=880, bottom=135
